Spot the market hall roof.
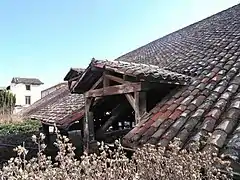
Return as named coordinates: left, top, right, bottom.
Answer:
left=117, top=4, right=240, bottom=163
left=72, top=59, right=192, bottom=93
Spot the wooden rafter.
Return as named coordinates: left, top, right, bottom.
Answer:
left=90, top=76, right=103, bottom=90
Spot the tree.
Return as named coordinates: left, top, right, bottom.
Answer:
left=0, top=90, right=16, bottom=115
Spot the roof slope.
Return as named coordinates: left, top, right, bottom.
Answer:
left=73, top=59, right=192, bottom=93
left=64, top=67, right=85, bottom=81
left=122, top=4, right=240, bottom=162
left=22, top=83, right=84, bottom=128
left=116, top=4, right=240, bottom=76
left=11, top=77, right=43, bottom=85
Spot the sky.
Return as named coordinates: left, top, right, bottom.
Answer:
left=0, top=0, right=239, bottom=89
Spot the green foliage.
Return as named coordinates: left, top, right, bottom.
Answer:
left=0, top=90, right=16, bottom=114
left=0, top=120, right=41, bottom=136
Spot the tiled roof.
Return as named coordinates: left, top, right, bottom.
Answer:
left=73, top=59, right=192, bottom=93
left=22, top=83, right=84, bottom=128
left=93, top=60, right=192, bottom=84
left=122, top=4, right=240, bottom=162
left=21, top=84, right=69, bottom=117
left=11, top=77, right=43, bottom=85
left=64, top=68, right=85, bottom=81
left=116, top=4, right=240, bottom=77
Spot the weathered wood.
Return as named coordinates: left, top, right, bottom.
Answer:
left=88, top=111, right=94, bottom=142
left=97, top=104, right=126, bottom=132
left=105, top=74, right=125, bottom=84
left=134, top=91, right=147, bottom=124
left=125, top=94, right=136, bottom=111
left=90, top=76, right=103, bottom=90
left=103, top=128, right=131, bottom=138
left=83, top=97, right=95, bottom=153
left=96, top=103, right=131, bottom=138
left=68, top=130, right=82, bottom=155
left=103, top=72, right=110, bottom=87
left=85, top=82, right=142, bottom=98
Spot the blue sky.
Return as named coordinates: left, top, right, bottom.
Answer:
left=0, top=0, right=239, bottom=89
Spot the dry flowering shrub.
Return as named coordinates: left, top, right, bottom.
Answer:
left=0, top=132, right=233, bottom=180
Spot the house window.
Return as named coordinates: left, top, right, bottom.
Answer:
left=26, top=85, right=31, bottom=90
left=25, top=96, right=31, bottom=105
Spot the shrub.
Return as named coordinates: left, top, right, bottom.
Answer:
left=0, top=119, right=40, bottom=136
left=0, top=132, right=233, bottom=180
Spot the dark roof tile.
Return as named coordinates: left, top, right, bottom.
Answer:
left=220, top=91, right=232, bottom=100
left=216, top=118, right=237, bottom=134
left=208, top=130, right=228, bottom=148
left=181, top=95, right=195, bottom=106
left=191, top=95, right=206, bottom=107
left=213, top=85, right=225, bottom=94
left=24, top=84, right=84, bottom=128
left=214, top=99, right=228, bottom=110
left=167, top=104, right=178, bottom=111
left=227, top=84, right=239, bottom=93
left=118, top=4, right=240, bottom=163
left=226, top=133, right=240, bottom=150
left=169, top=110, right=183, bottom=121
left=11, top=77, right=43, bottom=85
left=225, top=108, right=240, bottom=120
left=151, top=119, right=174, bottom=140
left=176, top=129, right=190, bottom=143
left=186, top=104, right=197, bottom=111
left=201, top=117, right=217, bottom=132
left=231, top=99, right=240, bottom=109
left=206, top=108, right=222, bottom=120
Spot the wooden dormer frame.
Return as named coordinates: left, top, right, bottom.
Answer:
left=83, top=71, right=148, bottom=153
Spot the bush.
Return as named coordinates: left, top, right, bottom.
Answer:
left=0, top=120, right=40, bottom=136
left=0, top=132, right=233, bottom=180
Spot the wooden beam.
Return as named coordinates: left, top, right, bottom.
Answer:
left=104, top=128, right=131, bottom=137
left=83, top=97, right=95, bottom=153
left=90, top=76, right=103, bottom=90
left=134, top=91, right=147, bottom=124
left=96, top=104, right=127, bottom=132
left=105, top=74, right=125, bottom=84
left=103, top=72, right=110, bottom=88
left=125, top=94, right=136, bottom=111
left=85, top=82, right=142, bottom=98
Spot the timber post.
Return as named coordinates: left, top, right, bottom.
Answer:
left=83, top=96, right=95, bottom=153
left=134, top=91, right=147, bottom=124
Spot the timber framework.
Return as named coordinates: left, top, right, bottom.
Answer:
left=71, top=59, right=192, bottom=153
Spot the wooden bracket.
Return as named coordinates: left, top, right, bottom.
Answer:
left=134, top=91, right=146, bottom=124
left=125, top=94, right=135, bottom=111
left=125, top=92, right=147, bottom=124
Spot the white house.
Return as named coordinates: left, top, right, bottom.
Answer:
left=7, top=77, right=44, bottom=112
